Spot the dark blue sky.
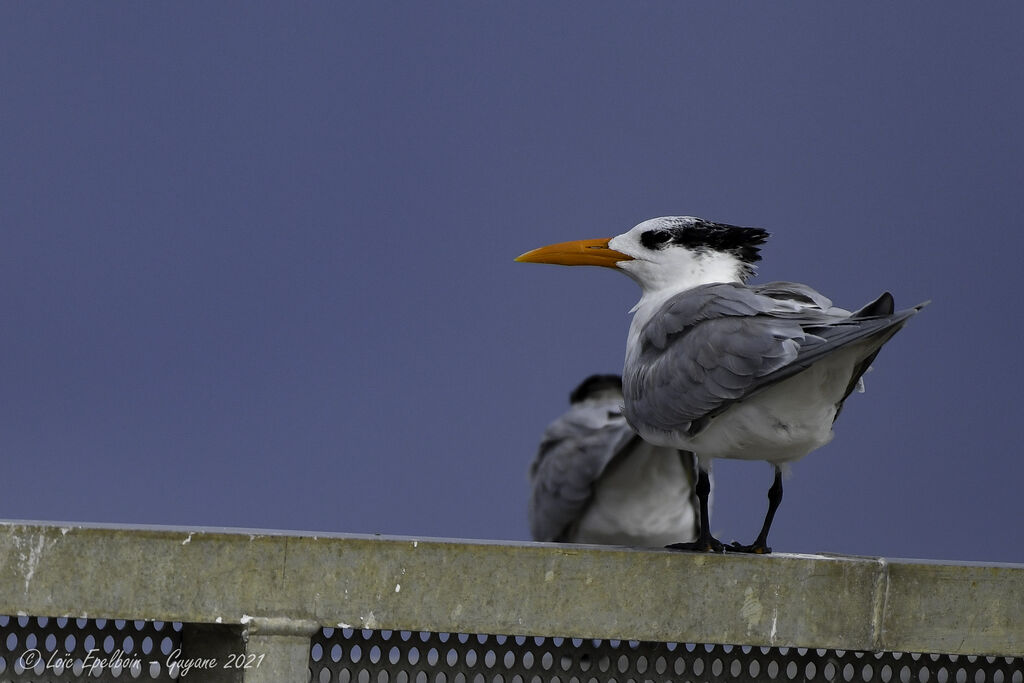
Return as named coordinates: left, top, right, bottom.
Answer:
left=2, top=4, right=1021, bottom=563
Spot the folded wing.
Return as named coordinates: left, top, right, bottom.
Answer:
left=626, top=282, right=924, bottom=437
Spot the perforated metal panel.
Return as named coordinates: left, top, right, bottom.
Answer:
left=309, top=629, right=1024, bottom=683
left=0, top=616, right=181, bottom=681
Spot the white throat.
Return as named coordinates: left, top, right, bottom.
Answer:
left=620, top=249, right=744, bottom=313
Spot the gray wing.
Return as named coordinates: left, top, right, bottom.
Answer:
left=626, top=282, right=924, bottom=437
left=527, top=399, right=639, bottom=542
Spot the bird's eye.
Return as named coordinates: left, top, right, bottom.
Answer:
left=640, top=230, right=672, bottom=249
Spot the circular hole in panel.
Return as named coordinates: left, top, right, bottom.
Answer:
left=674, top=657, right=686, bottom=675
left=447, top=649, right=459, bottom=667
left=466, top=649, right=478, bottom=668
left=370, top=646, right=382, bottom=664
left=390, top=647, right=401, bottom=665
left=655, top=656, right=667, bottom=675
left=408, top=647, right=420, bottom=666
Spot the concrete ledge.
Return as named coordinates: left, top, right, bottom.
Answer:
left=1, top=521, right=1021, bottom=657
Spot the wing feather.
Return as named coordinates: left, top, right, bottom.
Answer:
left=528, top=399, right=637, bottom=542
left=625, top=282, right=923, bottom=437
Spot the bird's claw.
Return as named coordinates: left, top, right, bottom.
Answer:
left=666, top=537, right=725, bottom=553
left=728, top=541, right=772, bottom=554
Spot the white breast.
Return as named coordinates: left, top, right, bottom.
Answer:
left=569, top=441, right=697, bottom=546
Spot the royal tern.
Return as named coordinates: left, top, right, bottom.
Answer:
left=518, top=216, right=926, bottom=553
left=528, top=374, right=700, bottom=546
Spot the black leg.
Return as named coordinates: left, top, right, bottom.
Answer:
left=666, top=460, right=724, bottom=553
left=731, top=465, right=783, bottom=554
left=677, top=450, right=702, bottom=541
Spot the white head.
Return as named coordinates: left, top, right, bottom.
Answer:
left=517, top=216, right=770, bottom=296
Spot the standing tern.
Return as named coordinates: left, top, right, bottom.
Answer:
left=529, top=374, right=700, bottom=546
left=517, top=216, right=926, bottom=553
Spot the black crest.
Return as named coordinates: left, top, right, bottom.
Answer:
left=569, top=374, right=622, bottom=404
left=640, top=218, right=770, bottom=266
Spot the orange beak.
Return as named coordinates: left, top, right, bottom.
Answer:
left=514, top=238, right=632, bottom=268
